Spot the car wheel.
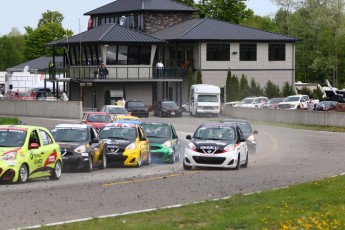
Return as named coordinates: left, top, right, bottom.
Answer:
left=183, top=161, right=192, bottom=170
left=18, top=164, right=29, bottom=183
left=146, top=152, right=151, bottom=165
left=85, top=155, right=93, bottom=172
left=50, top=160, right=62, bottom=180
left=98, top=151, right=107, bottom=170
left=170, top=153, right=176, bottom=164
left=234, top=154, right=240, bottom=170
left=136, top=153, right=142, bottom=167
left=242, top=153, right=248, bottom=168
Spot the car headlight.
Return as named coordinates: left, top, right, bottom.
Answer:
left=162, top=140, right=172, bottom=148
left=186, top=142, right=196, bottom=150
left=74, top=145, right=87, bottom=153
left=247, top=135, right=256, bottom=142
left=126, top=142, right=136, bottom=150
left=2, top=151, right=17, bottom=161
left=224, top=144, right=235, bottom=152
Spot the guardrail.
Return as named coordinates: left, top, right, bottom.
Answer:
left=223, top=107, right=345, bottom=127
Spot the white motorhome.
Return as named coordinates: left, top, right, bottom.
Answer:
left=189, top=84, right=221, bottom=116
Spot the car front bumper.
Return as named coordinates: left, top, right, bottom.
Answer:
left=183, top=148, right=238, bottom=168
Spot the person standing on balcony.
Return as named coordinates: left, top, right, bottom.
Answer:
left=156, top=60, right=164, bottom=78
left=99, top=63, right=108, bottom=79
left=48, top=60, right=54, bottom=79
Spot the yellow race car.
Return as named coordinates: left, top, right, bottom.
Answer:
left=99, top=123, right=150, bottom=167
left=0, top=125, right=62, bottom=183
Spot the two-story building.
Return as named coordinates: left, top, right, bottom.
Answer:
left=48, top=0, right=299, bottom=110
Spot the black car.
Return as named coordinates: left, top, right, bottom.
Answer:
left=153, top=100, right=182, bottom=117
left=50, top=124, right=106, bottom=172
left=220, top=118, right=258, bottom=154
left=125, top=100, right=149, bottom=118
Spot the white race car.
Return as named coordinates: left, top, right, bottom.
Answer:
left=183, top=123, right=248, bottom=170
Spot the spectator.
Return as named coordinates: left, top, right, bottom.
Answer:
left=48, top=60, right=54, bottom=79
left=61, top=91, right=69, bottom=101
left=156, top=60, right=164, bottom=78
left=99, top=63, right=108, bottom=79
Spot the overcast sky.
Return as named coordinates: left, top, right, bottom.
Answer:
left=0, top=0, right=278, bottom=36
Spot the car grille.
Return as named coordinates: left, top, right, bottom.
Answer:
left=150, top=146, right=161, bottom=150
left=151, top=152, right=164, bottom=159
left=196, top=148, right=223, bottom=154
left=278, top=104, right=291, bottom=109
left=202, top=106, right=215, bottom=110
left=192, top=156, right=226, bottom=165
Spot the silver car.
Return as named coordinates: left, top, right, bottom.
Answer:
left=220, top=118, right=258, bottom=154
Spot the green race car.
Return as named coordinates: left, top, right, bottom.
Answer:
left=0, top=125, right=62, bottom=183
left=140, top=122, right=180, bottom=163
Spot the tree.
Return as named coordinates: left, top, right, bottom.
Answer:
left=281, top=81, right=296, bottom=97
left=239, top=74, right=250, bottom=99
left=38, top=10, right=64, bottom=27
left=0, top=29, right=25, bottom=70
left=24, top=11, right=73, bottom=60
left=264, top=80, right=281, bottom=98
left=196, top=68, right=203, bottom=84
left=248, top=78, right=263, bottom=96
left=187, top=66, right=195, bottom=96
left=196, top=0, right=254, bottom=23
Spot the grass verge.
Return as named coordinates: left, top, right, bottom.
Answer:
left=40, top=175, right=345, bottom=230
left=0, top=117, right=20, bottom=125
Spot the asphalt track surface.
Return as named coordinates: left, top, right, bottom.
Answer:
left=1, top=114, right=345, bottom=229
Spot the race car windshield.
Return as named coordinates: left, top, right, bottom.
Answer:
left=52, top=129, right=88, bottom=142
left=141, top=124, right=171, bottom=138
left=0, top=130, right=27, bottom=147
left=99, top=127, right=137, bottom=140
left=194, top=126, right=236, bottom=141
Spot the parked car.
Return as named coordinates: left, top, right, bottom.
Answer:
left=99, top=123, right=150, bottom=167
left=314, top=101, right=338, bottom=111
left=99, top=105, right=129, bottom=121
left=140, top=122, right=180, bottom=163
left=183, top=123, right=248, bottom=170
left=263, top=97, right=285, bottom=109
left=278, top=95, right=310, bottom=110
left=181, top=103, right=190, bottom=112
left=8, top=91, right=35, bottom=100
left=237, top=96, right=268, bottom=108
left=113, top=115, right=141, bottom=125
left=29, top=87, right=52, bottom=98
left=0, top=125, right=62, bottom=183
left=220, top=119, right=258, bottom=154
left=81, top=112, right=112, bottom=131
left=153, top=100, right=182, bottom=117
left=50, top=124, right=106, bottom=172
left=125, top=100, right=149, bottom=118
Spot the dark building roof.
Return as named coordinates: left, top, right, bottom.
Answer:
left=84, top=0, right=197, bottom=16
left=50, top=24, right=165, bottom=47
left=151, top=18, right=300, bottom=42
left=8, top=56, right=63, bottom=72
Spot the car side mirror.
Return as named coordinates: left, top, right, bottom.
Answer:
left=253, top=130, right=258, bottom=134
left=239, top=137, right=246, bottom=142
left=140, top=136, right=147, bottom=141
left=29, top=143, right=40, bottom=149
left=92, top=137, right=100, bottom=143
left=186, top=135, right=192, bottom=140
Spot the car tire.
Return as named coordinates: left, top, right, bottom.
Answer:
left=242, top=153, right=248, bottom=168
left=175, top=151, right=180, bottom=162
left=183, top=161, right=192, bottom=170
left=98, top=151, right=107, bottom=170
left=17, top=164, right=29, bottom=183
left=50, top=160, right=62, bottom=180
left=146, top=152, right=151, bottom=165
left=85, top=155, right=93, bottom=172
left=136, top=153, right=142, bottom=167
left=170, top=153, right=176, bottom=164
left=234, top=154, right=240, bottom=170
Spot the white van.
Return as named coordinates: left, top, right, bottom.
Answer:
left=189, top=84, right=221, bottom=116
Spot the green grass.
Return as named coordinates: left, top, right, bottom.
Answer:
left=40, top=175, right=345, bottom=230
left=0, top=117, right=20, bottom=125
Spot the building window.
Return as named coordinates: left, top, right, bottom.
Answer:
left=207, top=44, right=230, bottom=61
left=240, top=44, right=257, bottom=61
left=105, top=45, right=151, bottom=65
left=269, top=44, right=285, bottom=61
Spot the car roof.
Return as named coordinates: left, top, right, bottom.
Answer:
left=84, top=111, right=109, bottom=115
left=140, top=122, right=171, bottom=126
left=200, top=123, right=238, bottom=128
left=104, top=123, right=137, bottom=128
left=53, top=124, right=89, bottom=129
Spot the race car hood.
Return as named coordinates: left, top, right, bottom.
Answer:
left=57, top=142, right=87, bottom=150
left=146, top=137, right=170, bottom=144
left=0, top=147, right=21, bottom=156
left=192, top=139, right=236, bottom=150
left=103, top=139, right=132, bottom=147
